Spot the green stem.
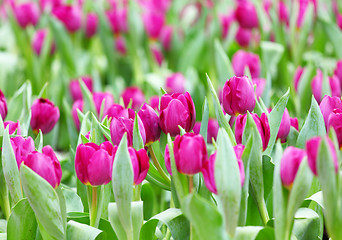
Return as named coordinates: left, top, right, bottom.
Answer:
left=90, top=186, right=98, bottom=227
left=259, top=199, right=270, bottom=226
left=189, top=176, right=194, bottom=193
left=2, top=195, right=10, bottom=220
left=148, top=146, right=171, bottom=185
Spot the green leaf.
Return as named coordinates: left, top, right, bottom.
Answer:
left=108, top=203, right=129, bottom=240
left=111, top=134, right=133, bottom=236
left=90, top=113, right=105, bottom=145
left=261, top=41, right=284, bottom=78
left=131, top=201, right=144, bottom=240
left=215, top=129, right=241, bottom=237
left=133, top=112, right=144, bottom=150
left=66, top=220, right=103, bottom=240
left=297, top=65, right=315, bottom=114
left=140, top=208, right=189, bottom=240
left=214, top=39, right=234, bottom=85
left=264, top=89, right=290, bottom=156
left=292, top=208, right=321, bottom=240
left=80, top=81, right=97, bottom=117
left=2, top=127, right=22, bottom=204
left=234, top=226, right=263, bottom=240
left=296, top=96, right=326, bottom=148
left=182, top=194, right=228, bottom=240
left=199, top=97, right=209, bottom=142
left=305, top=191, right=324, bottom=210
left=61, top=187, right=84, bottom=213
left=318, top=15, right=342, bottom=59
left=20, top=165, right=65, bottom=240
left=7, top=198, right=37, bottom=240
left=34, top=129, right=43, bottom=152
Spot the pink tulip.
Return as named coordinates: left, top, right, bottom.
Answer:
left=53, top=5, right=82, bottom=33
left=121, top=87, right=145, bottom=111
left=4, top=121, right=21, bottom=135
left=14, top=2, right=40, bottom=28
left=85, top=13, right=98, bottom=38
left=165, top=73, right=186, bottom=94
left=235, top=0, right=259, bottom=29
left=69, top=76, right=93, bottom=101
left=11, top=136, right=35, bottom=169
left=232, top=50, right=261, bottom=79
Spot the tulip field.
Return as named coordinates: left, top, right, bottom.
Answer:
left=1, top=0, right=342, bottom=239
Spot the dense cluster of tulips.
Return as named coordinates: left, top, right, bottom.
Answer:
left=1, top=0, right=342, bottom=239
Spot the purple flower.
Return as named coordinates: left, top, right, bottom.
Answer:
left=138, top=104, right=161, bottom=144
left=11, top=136, right=35, bottom=169
left=121, top=87, right=145, bottom=111
left=232, top=50, right=261, bottom=79
left=235, top=0, right=259, bottom=29
left=53, top=5, right=82, bottom=33
left=69, top=76, right=93, bottom=101
left=85, top=12, right=98, bottom=38
left=165, top=73, right=186, bottom=94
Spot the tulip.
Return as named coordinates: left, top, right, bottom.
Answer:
left=164, top=145, right=172, bottom=175
left=297, top=0, right=316, bottom=28
left=116, top=36, right=127, bottom=55
left=337, top=14, right=342, bottom=29
left=138, top=104, right=161, bottom=144
left=277, top=108, right=291, bottom=142
left=104, top=104, right=128, bottom=120
left=290, top=117, right=299, bottom=131
left=127, top=147, right=150, bottom=185
left=165, top=73, right=186, bottom=94
left=193, top=119, right=219, bottom=144
left=201, top=144, right=246, bottom=194
left=306, top=136, right=338, bottom=176
left=222, top=76, right=256, bottom=116
left=294, top=66, right=304, bottom=92
left=106, top=8, right=127, bottom=35
left=149, top=96, right=160, bottom=110
left=30, top=98, right=60, bottom=134
left=11, top=136, right=35, bottom=169
left=159, top=25, right=173, bottom=51
left=85, top=13, right=98, bottom=38
left=319, top=95, right=342, bottom=129
left=0, top=90, right=7, bottom=121
left=151, top=46, right=164, bottom=66
left=278, top=1, right=289, bottom=25
left=235, top=113, right=270, bottom=151
left=138, top=0, right=171, bottom=13
left=4, top=121, right=21, bottom=135
left=69, top=76, right=93, bottom=101
left=159, top=92, right=196, bottom=137
left=235, top=1, right=259, bottom=29
left=143, top=12, right=165, bottom=39
left=280, top=146, right=306, bottom=189
left=71, top=100, right=84, bottom=131
left=328, top=108, right=342, bottom=148
left=121, top=87, right=145, bottom=111
left=253, top=78, right=266, bottom=98
left=173, top=133, right=207, bottom=175
left=334, top=60, right=342, bottom=86
left=23, top=146, right=62, bottom=188
left=311, top=70, right=341, bottom=103
left=232, top=50, right=261, bottom=79
left=75, top=141, right=114, bottom=186
left=219, top=14, right=234, bottom=39
left=235, top=27, right=252, bottom=47
left=32, top=29, right=56, bottom=56
left=93, top=92, right=115, bottom=116
left=39, top=0, right=62, bottom=11
left=14, top=2, right=40, bottom=28
left=53, top=5, right=82, bottom=33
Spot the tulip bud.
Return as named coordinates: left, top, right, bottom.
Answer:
left=75, top=141, right=114, bottom=186
left=290, top=117, right=299, bottom=131
left=232, top=50, right=261, bottom=79
left=297, top=0, right=317, bottom=28
left=127, top=147, right=149, bottom=185
left=278, top=1, right=289, bottom=25
left=319, top=95, right=342, bottom=129
left=294, top=66, right=304, bottom=92
left=93, top=92, right=115, bottom=116
left=14, top=2, right=40, bottom=28
left=151, top=45, right=164, bottom=66
left=143, top=11, right=165, bottom=39
left=280, top=146, right=307, bottom=189
left=104, top=104, right=128, bottom=120
left=71, top=100, right=84, bottom=131
left=235, top=27, right=252, bottom=47
left=165, top=73, right=186, bottom=94
left=222, top=76, right=256, bottom=116
left=235, top=1, right=259, bottom=29
left=121, top=87, right=145, bottom=111
left=164, top=144, right=172, bottom=175
left=311, top=70, right=341, bottom=103
left=328, top=108, right=342, bottom=148
left=159, top=92, right=196, bottom=137
left=4, top=121, right=21, bottom=135
left=116, top=36, right=127, bottom=55
left=11, top=136, right=35, bottom=169
left=30, top=98, right=60, bottom=134
left=23, top=146, right=62, bottom=188
left=193, top=119, right=219, bottom=144
left=32, top=29, right=56, bottom=56
left=219, top=14, right=234, bottom=39
left=306, top=136, right=338, bottom=176
left=159, top=25, right=173, bottom=51
left=69, top=76, right=93, bottom=101
left=53, top=5, right=82, bottom=33
left=85, top=13, right=98, bottom=38
left=106, top=8, right=127, bottom=34
left=277, top=108, right=291, bottom=142
left=173, top=133, right=207, bottom=175
left=253, top=78, right=266, bottom=98
left=0, top=90, right=8, bottom=120
left=202, top=144, right=246, bottom=194
left=138, top=104, right=161, bottom=144
left=235, top=113, right=270, bottom=151
left=149, top=96, right=159, bottom=111
left=334, top=60, right=342, bottom=86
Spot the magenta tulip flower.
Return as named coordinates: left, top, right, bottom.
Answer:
left=328, top=108, right=342, bottom=148
left=53, top=5, right=82, bottom=33
left=142, top=12, right=165, bottom=39
left=71, top=100, right=84, bottom=131
left=75, top=141, right=114, bottom=186
left=151, top=46, right=164, bottom=66
left=334, top=60, right=342, bottom=86
left=14, top=2, right=40, bottom=28
left=294, top=66, right=304, bottom=92
left=312, top=69, right=341, bottom=103
left=115, top=36, right=127, bottom=55
left=85, top=13, right=98, bottom=38
left=93, top=92, right=115, bottom=116
left=232, top=50, right=261, bottom=79
left=235, top=27, right=252, bottom=47
left=0, top=90, right=8, bottom=120
left=280, top=147, right=307, bottom=189
left=219, top=14, right=234, bottom=39
left=138, top=104, right=161, bottom=144
left=159, top=92, right=196, bottom=137
left=106, top=8, right=127, bottom=35
left=290, top=117, right=299, bottom=131
left=104, top=104, right=128, bottom=120
left=32, top=29, right=56, bottom=56
left=159, top=25, right=173, bottom=51
left=277, top=108, right=291, bottom=142
left=165, top=73, right=186, bottom=94
left=235, top=0, right=259, bottom=29
left=319, top=95, right=342, bottom=129
left=69, top=76, right=93, bottom=101
left=127, top=147, right=150, bottom=185
left=121, top=87, right=145, bottom=111
left=30, top=98, right=60, bottom=134
left=173, top=133, right=207, bottom=175
left=11, top=136, right=35, bottom=169
left=4, top=121, right=21, bottom=135
left=193, top=118, right=219, bottom=144
left=306, top=136, right=338, bottom=176
left=164, top=144, right=172, bottom=175
left=253, top=78, right=266, bottom=98
left=235, top=113, right=270, bottom=151
left=278, top=1, right=289, bottom=25
left=149, top=96, right=160, bottom=110
left=23, top=145, right=62, bottom=188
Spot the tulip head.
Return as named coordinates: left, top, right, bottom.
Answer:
left=235, top=1, right=259, bottom=29
left=165, top=73, right=186, bottom=94
left=334, top=60, right=342, bottom=85
left=149, top=96, right=160, bottom=111
left=121, top=87, right=145, bottom=111
left=4, top=121, right=21, bottom=135
left=85, top=12, right=98, bottom=38
left=277, top=108, right=291, bottom=142
left=290, top=117, right=299, bottom=131
left=235, top=27, right=252, bottom=47
left=160, top=25, right=173, bottom=51
left=52, top=5, right=82, bottom=33
left=11, top=136, right=35, bottom=169
left=104, top=104, right=128, bottom=120
left=69, top=76, right=93, bottom=101
left=328, top=108, right=342, bottom=149
left=159, top=92, right=196, bottom=137
left=128, top=147, right=149, bottom=185
left=30, top=98, right=60, bottom=134
left=142, top=12, right=165, bottom=39
left=32, top=29, right=56, bottom=56
left=294, top=66, right=304, bottom=92
left=93, top=92, right=115, bottom=116
left=193, top=119, right=219, bottom=144
left=71, top=100, right=84, bottom=131
left=0, top=89, right=8, bottom=120
left=319, top=95, right=342, bottom=129
left=232, top=50, right=261, bottom=79
left=253, top=78, right=266, bottom=99
left=138, top=104, right=161, bottom=144
left=14, top=2, right=40, bottom=28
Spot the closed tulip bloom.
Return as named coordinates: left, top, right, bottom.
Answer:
left=30, top=98, right=60, bottom=134
left=53, top=5, right=82, bottom=33
left=0, top=90, right=7, bottom=121
left=253, top=78, right=266, bottom=98
left=75, top=141, right=114, bottom=186
left=306, top=136, right=338, bottom=176
left=219, top=14, right=234, bottom=39
left=277, top=108, right=291, bottom=142
left=93, top=92, right=115, bottom=116
left=235, top=27, right=252, bottom=47
left=278, top=1, right=289, bottom=25
left=143, top=12, right=165, bottom=39
left=32, top=29, right=56, bottom=56
left=294, top=66, right=304, bottom=92
left=235, top=113, right=270, bottom=151
left=151, top=46, right=164, bottom=66
left=165, top=73, right=186, bottom=94
left=121, top=87, right=145, bottom=111
left=14, top=2, right=40, bottom=28
left=116, top=36, right=127, bottom=55
left=106, top=8, right=127, bottom=34
left=69, top=76, right=93, bottom=101
left=159, top=92, right=196, bottom=137
left=290, top=117, right=299, bottom=131
left=334, top=60, right=342, bottom=86
left=24, top=146, right=62, bottom=188
left=159, top=25, right=173, bottom=51
left=319, top=95, right=342, bottom=129
left=4, top=121, right=21, bottom=135
left=105, top=104, right=128, bottom=120
left=235, top=1, right=259, bottom=29
left=193, top=119, right=219, bottom=144
left=202, top=144, right=245, bottom=194
left=328, top=109, right=342, bottom=148
left=222, top=76, right=256, bottom=116
left=85, top=13, right=98, bottom=38
left=11, top=136, right=35, bottom=169
left=280, top=147, right=306, bottom=189
left=164, top=145, right=172, bottom=175
left=232, top=50, right=261, bottom=79
left=138, top=104, right=161, bottom=144
left=149, top=96, right=160, bottom=110
left=312, top=70, right=341, bottom=103
left=173, top=133, right=207, bottom=175
left=127, top=147, right=150, bottom=185
left=71, top=100, right=84, bottom=131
